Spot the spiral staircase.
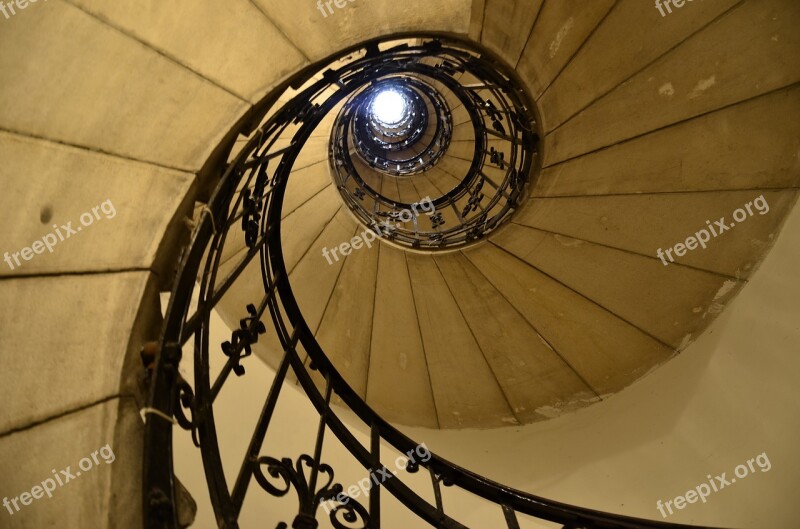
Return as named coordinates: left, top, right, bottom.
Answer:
left=0, top=1, right=798, bottom=529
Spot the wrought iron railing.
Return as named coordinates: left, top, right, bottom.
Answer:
left=328, top=39, right=536, bottom=250
left=352, top=80, right=432, bottom=156
left=143, top=35, right=724, bottom=529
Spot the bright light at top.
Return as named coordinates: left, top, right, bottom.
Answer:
left=371, top=89, right=407, bottom=125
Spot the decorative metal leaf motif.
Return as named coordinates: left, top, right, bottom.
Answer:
left=252, top=454, right=372, bottom=529
left=220, top=304, right=266, bottom=376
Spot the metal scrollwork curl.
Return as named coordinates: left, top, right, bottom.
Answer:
left=329, top=498, right=371, bottom=529
left=174, top=374, right=200, bottom=447
left=253, top=456, right=294, bottom=497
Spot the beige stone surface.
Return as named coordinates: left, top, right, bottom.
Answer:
left=67, top=0, right=307, bottom=102
left=448, top=136, right=504, bottom=160
left=544, top=0, right=800, bottom=166
left=0, top=2, right=247, bottom=171
left=0, top=398, right=142, bottom=529
left=350, top=156, right=385, bottom=196
left=251, top=0, right=472, bottom=60
left=314, top=229, right=380, bottom=397
left=450, top=121, right=475, bottom=142
left=278, top=185, right=343, bottom=273
left=491, top=224, right=745, bottom=349
left=395, top=176, right=422, bottom=204
left=537, top=0, right=740, bottom=131
left=516, top=0, right=615, bottom=99
left=480, top=0, right=543, bottom=66
left=0, top=272, right=156, bottom=434
left=406, top=253, right=515, bottom=428
left=367, top=245, right=438, bottom=428
left=288, top=209, right=359, bottom=335
left=469, top=0, right=485, bottom=41
left=464, top=243, right=675, bottom=398
left=285, top=136, right=331, bottom=172
left=434, top=251, right=597, bottom=422
left=282, top=161, right=334, bottom=218
left=437, top=155, right=473, bottom=183
left=0, top=132, right=195, bottom=277
left=516, top=190, right=799, bottom=278
left=533, top=85, right=800, bottom=196
left=425, top=165, right=462, bottom=195
left=409, top=173, right=443, bottom=202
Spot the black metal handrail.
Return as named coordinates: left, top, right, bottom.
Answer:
left=328, top=43, right=535, bottom=250
left=143, top=34, right=726, bottom=529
